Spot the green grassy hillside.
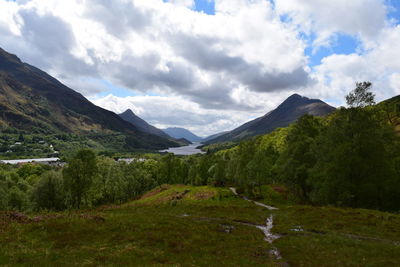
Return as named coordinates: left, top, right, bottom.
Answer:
left=379, top=95, right=400, bottom=133
left=1, top=185, right=399, bottom=266
left=0, top=47, right=179, bottom=150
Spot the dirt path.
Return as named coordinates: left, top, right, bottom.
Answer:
left=229, top=187, right=284, bottom=262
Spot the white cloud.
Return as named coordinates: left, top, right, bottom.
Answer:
left=168, top=0, right=195, bottom=8
left=0, top=0, right=399, bottom=135
left=90, top=94, right=273, bottom=136
left=390, top=73, right=400, bottom=95
left=275, top=0, right=387, bottom=47
left=310, top=25, right=400, bottom=104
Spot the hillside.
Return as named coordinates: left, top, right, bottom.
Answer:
left=0, top=47, right=178, bottom=150
left=163, top=127, right=203, bottom=142
left=1, top=185, right=399, bottom=266
left=205, top=94, right=335, bottom=144
left=379, top=94, right=400, bottom=133
left=202, top=131, right=229, bottom=143
left=119, top=109, right=170, bottom=138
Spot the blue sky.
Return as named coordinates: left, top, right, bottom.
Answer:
left=194, top=0, right=215, bottom=14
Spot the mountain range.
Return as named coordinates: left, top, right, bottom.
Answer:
left=204, top=94, right=336, bottom=144
left=0, top=47, right=338, bottom=150
left=119, top=109, right=170, bottom=138
left=163, top=127, right=203, bottom=143
left=0, top=47, right=179, bottom=149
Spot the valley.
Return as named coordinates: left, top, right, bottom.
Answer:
left=0, top=38, right=400, bottom=266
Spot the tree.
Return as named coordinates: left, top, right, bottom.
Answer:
left=345, top=81, right=375, bottom=108
left=278, top=115, right=323, bottom=200
left=63, top=149, right=97, bottom=209
left=92, top=157, right=125, bottom=205
left=308, top=83, right=400, bottom=210
left=32, top=170, right=65, bottom=210
left=7, top=186, right=29, bottom=211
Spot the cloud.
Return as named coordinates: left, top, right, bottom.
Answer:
left=0, top=0, right=309, bottom=105
left=0, top=0, right=398, bottom=135
left=90, top=94, right=268, bottom=136
left=309, top=26, right=400, bottom=105
left=275, top=0, right=387, bottom=47
left=168, top=0, right=195, bottom=8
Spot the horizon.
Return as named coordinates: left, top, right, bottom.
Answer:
left=1, top=0, right=399, bottom=136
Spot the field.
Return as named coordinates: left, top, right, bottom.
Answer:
left=1, top=185, right=399, bottom=266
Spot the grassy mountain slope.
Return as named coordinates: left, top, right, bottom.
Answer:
left=0, top=47, right=178, bottom=150
left=1, top=185, right=399, bottom=266
left=379, top=94, right=400, bottom=133
left=205, top=94, right=335, bottom=144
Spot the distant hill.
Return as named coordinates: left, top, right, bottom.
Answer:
left=378, top=95, right=400, bottom=134
left=163, top=127, right=203, bottom=142
left=119, top=109, right=170, bottom=138
left=202, top=131, right=229, bottom=143
left=0, top=47, right=178, bottom=149
left=205, top=94, right=336, bottom=144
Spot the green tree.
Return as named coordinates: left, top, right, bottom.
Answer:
left=0, top=181, right=7, bottom=210
left=92, top=157, right=125, bottom=205
left=309, top=83, right=399, bottom=210
left=63, top=149, right=97, bottom=209
left=8, top=186, right=29, bottom=211
left=32, top=170, right=65, bottom=210
left=278, top=115, right=324, bottom=200
left=345, top=81, right=375, bottom=108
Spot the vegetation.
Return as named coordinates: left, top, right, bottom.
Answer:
left=1, top=185, right=399, bottom=266
left=1, top=82, right=400, bottom=265
left=188, top=83, right=400, bottom=211
left=1, top=82, right=399, bottom=213
left=0, top=131, right=175, bottom=160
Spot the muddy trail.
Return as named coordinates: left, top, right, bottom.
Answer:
left=229, top=187, right=285, bottom=263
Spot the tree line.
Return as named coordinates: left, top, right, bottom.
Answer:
left=1, top=82, right=399, bottom=212
left=200, top=82, right=400, bottom=211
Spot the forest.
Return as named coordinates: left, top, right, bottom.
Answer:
left=1, top=82, right=399, bottom=212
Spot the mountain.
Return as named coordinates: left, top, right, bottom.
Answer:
left=119, top=109, right=170, bottom=138
left=205, top=94, right=336, bottom=144
left=202, top=131, right=229, bottom=143
left=0, top=47, right=178, bottom=149
left=378, top=94, right=400, bottom=134
left=163, top=127, right=203, bottom=142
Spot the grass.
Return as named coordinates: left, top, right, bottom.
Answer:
left=0, top=186, right=278, bottom=266
left=244, top=185, right=400, bottom=266
left=1, top=185, right=399, bottom=266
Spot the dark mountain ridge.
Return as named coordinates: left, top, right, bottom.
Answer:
left=0, top=47, right=178, bottom=149
left=119, top=109, right=170, bottom=138
left=205, top=94, right=336, bottom=144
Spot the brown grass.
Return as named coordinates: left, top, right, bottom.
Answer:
left=140, top=184, right=171, bottom=200
left=193, top=191, right=216, bottom=200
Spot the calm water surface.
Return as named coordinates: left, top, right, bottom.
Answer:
left=160, top=143, right=205, bottom=155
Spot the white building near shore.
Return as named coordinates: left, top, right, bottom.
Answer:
left=0, top=157, right=61, bottom=165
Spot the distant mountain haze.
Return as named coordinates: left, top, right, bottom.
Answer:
left=205, top=94, right=336, bottom=144
left=0, top=47, right=179, bottom=149
left=163, top=127, right=203, bottom=142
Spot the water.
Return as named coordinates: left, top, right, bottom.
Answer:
left=159, top=143, right=205, bottom=155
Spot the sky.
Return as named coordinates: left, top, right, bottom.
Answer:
left=0, top=0, right=400, bottom=136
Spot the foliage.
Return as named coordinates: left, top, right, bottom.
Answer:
left=63, top=149, right=97, bottom=209
left=32, top=170, right=65, bottom=211
left=1, top=185, right=399, bottom=266
left=345, top=81, right=375, bottom=108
